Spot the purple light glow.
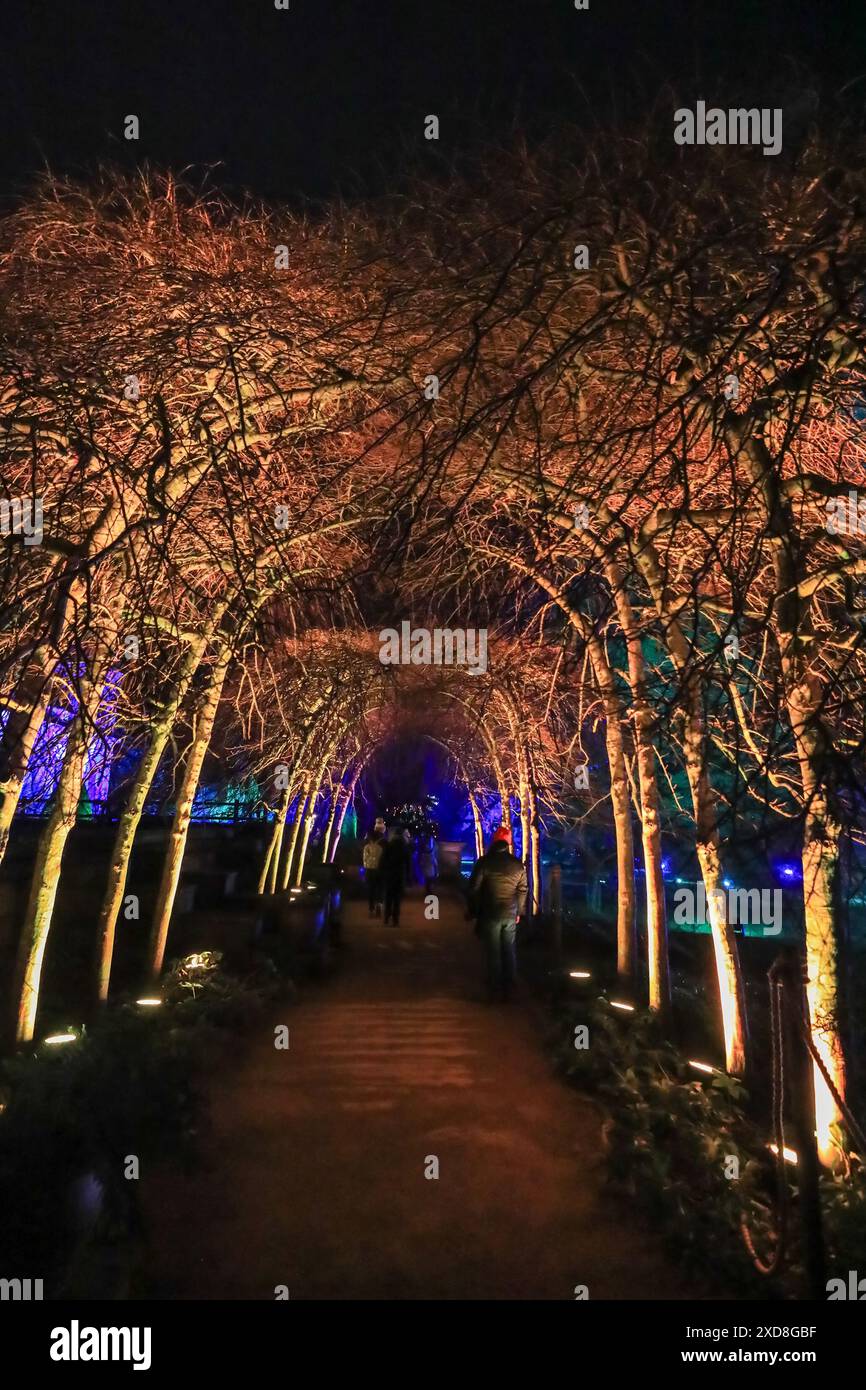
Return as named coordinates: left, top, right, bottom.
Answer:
left=2, top=667, right=122, bottom=814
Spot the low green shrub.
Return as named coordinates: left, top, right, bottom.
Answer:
left=0, top=951, right=292, bottom=1295
left=822, top=1161, right=866, bottom=1276
left=549, top=997, right=794, bottom=1296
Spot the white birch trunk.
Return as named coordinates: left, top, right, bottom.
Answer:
left=147, top=650, right=231, bottom=980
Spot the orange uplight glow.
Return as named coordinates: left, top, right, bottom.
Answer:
left=808, top=1025, right=844, bottom=1167
left=768, top=1143, right=798, bottom=1165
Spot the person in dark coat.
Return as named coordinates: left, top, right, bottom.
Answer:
left=467, top=827, right=528, bottom=1000
left=381, top=828, right=410, bottom=927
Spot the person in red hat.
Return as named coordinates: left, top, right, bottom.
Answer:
left=467, top=826, right=528, bottom=1001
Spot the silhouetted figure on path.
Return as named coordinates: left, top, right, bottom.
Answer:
left=381, top=828, right=409, bottom=927
left=468, top=827, right=528, bottom=1001
left=362, top=829, right=384, bottom=916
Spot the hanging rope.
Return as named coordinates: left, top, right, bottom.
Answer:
left=739, top=969, right=789, bottom=1275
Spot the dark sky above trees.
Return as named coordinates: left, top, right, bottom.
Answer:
left=1, top=0, right=864, bottom=204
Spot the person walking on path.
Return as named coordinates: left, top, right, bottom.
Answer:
left=381, top=827, right=410, bottom=927
left=467, top=827, right=528, bottom=1001
left=362, top=829, right=384, bottom=917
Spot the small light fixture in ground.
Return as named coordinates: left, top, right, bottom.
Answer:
left=569, top=970, right=591, bottom=979
left=136, top=997, right=162, bottom=1008
left=688, top=1059, right=716, bottom=1075
left=43, top=1032, right=78, bottom=1046
left=768, top=1143, right=798, bottom=1165
left=609, top=1000, right=635, bottom=1013
left=304, top=882, right=317, bottom=890
left=289, top=888, right=303, bottom=896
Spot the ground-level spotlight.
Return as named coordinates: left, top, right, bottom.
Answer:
left=569, top=970, right=591, bottom=979
left=768, top=1143, right=798, bottom=1165
left=609, top=1000, right=635, bottom=1013
left=688, top=1060, right=717, bottom=1075
left=43, top=1032, right=78, bottom=1047
left=289, top=888, right=303, bottom=896
left=136, top=997, right=162, bottom=1008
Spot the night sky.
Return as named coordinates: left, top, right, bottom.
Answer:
left=1, top=0, right=864, bottom=205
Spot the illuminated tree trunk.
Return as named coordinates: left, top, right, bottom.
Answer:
left=603, top=559, right=670, bottom=1018
left=581, top=656, right=640, bottom=981
left=329, top=758, right=365, bottom=862
left=676, top=729, right=747, bottom=1072
left=518, top=792, right=530, bottom=866
left=321, top=772, right=343, bottom=862
left=294, top=798, right=317, bottom=887
left=148, top=650, right=232, bottom=980
left=329, top=785, right=352, bottom=862
left=631, top=707, right=669, bottom=1012
left=0, top=660, right=53, bottom=868
left=281, top=784, right=311, bottom=890
left=96, top=624, right=215, bottom=1003
left=467, top=788, right=484, bottom=859
left=681, top=690, right=749, bottom=1073
left=560, top=609, right=638, bottom=977
left=264, top=713, right=325, bottom=892
left=740, top=427, right=847, bottom=1162
left=480, top=726, right=510, bottom=838
left=13, top=656, right=110, bottom=1043
left=789, top=681, right=846, bottom=1166
left=594, top=666, right=637, bottom=985
left=258, top=828, right=276, bottom=897
left=260, top=786, right=293, bottom=895
left=294, top=743, right=339, bottom=886
left=696, top=838, right=748, bottom=1074
left=0, top=545, right=122, bottom=866
left=509, top=732, right=530, bottom=857
left=488, top=552, right=637, bottom=983
left=0, top=487, right=209, bottom=870
left=633, top=531, right=747, bottom=1072
left=498, top=693, right=535, bottom=900
left=504, top=513, right=659, bottom=998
